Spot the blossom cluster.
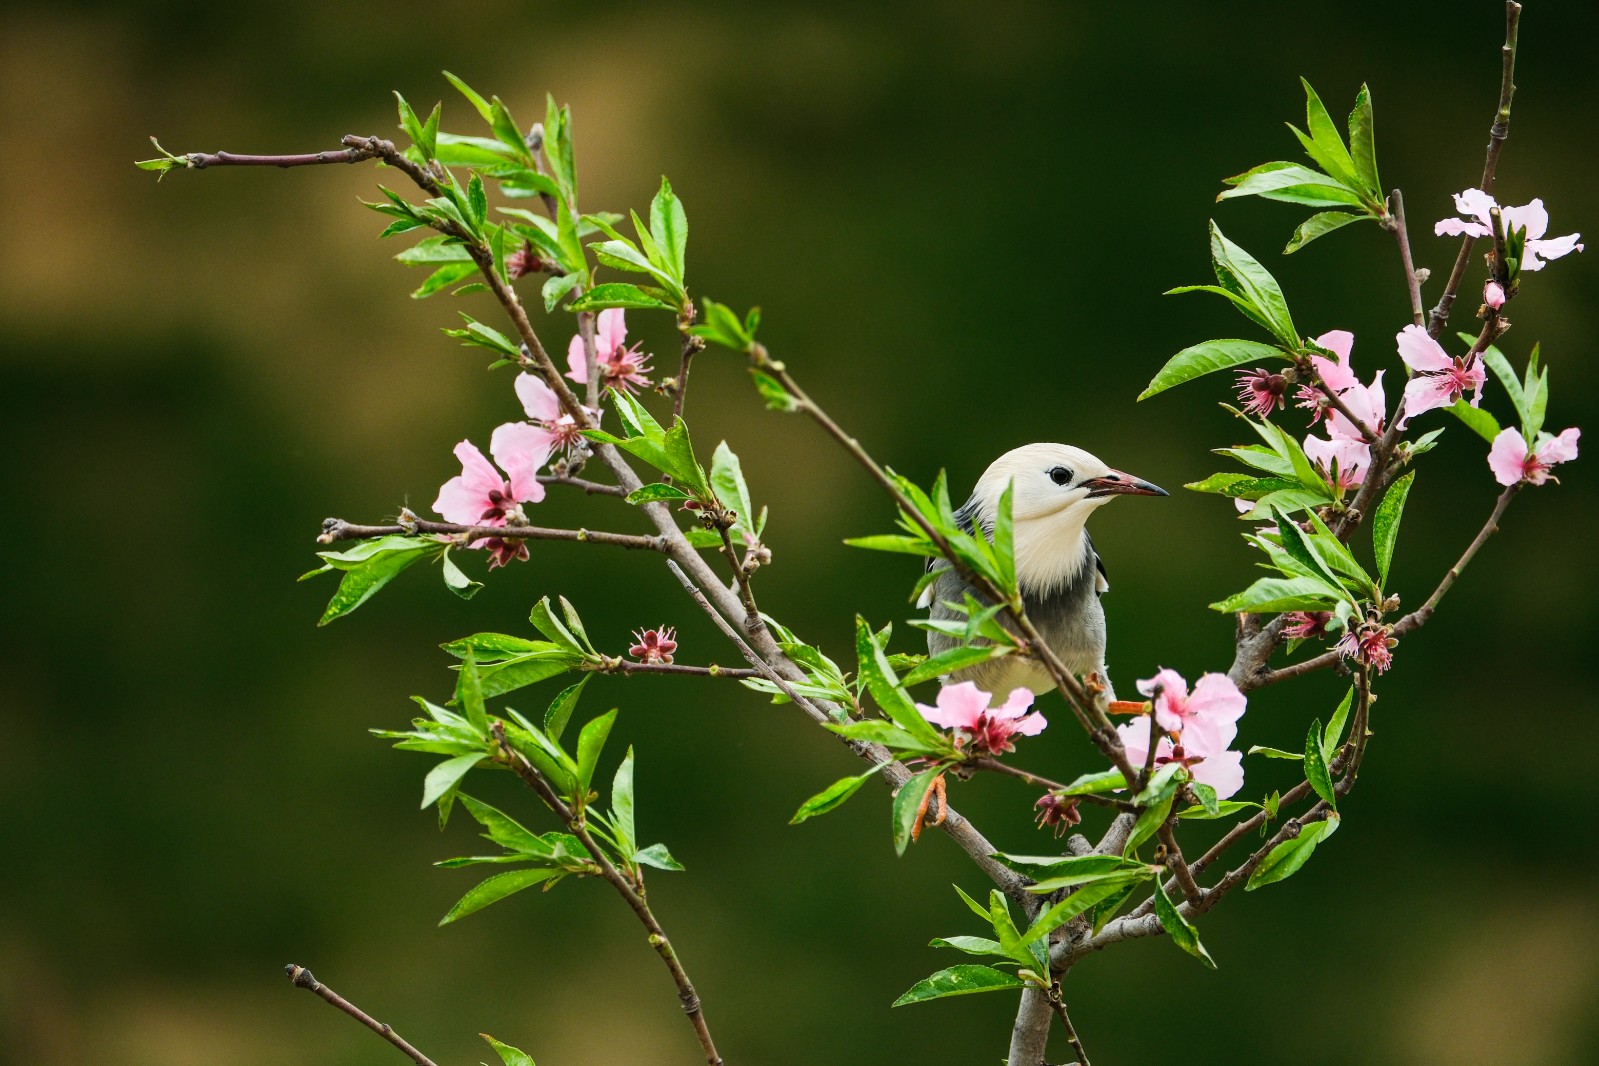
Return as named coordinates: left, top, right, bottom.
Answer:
left=431, top=311, right=652, bottom=564
left=1116, top=668, right=1247, bottom=800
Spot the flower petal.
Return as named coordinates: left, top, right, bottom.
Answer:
left=1010, top=711, right=1048, bottom=737
left=566, top=332, right=589, bottom=384
left=1453, top=188, right=1498, bottom=225
left=1401, top=373, right=1457, bottom=424
left=1500, top=198, right=1548, bottom=241
left=1190, top=749, right=1245, bottom=801
left=993, top=687, right=1037, bottom=721
left=1487, top=427, right=1530, bottom=486
left=1395, top=324, right=1452, bottom=373
left=515, top=373, right=562, bottom=422
left=597, top=308, right=628, bottom=357
left=1435, top=218, right=1490, bottom=239
left=920, top=680, right=990, bottom=731
left=1537, top=426, right=1581, bottom=465
left=490, top=421, right=552, bottom=503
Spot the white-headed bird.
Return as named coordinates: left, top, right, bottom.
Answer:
left=922, top=443, right=1166, bottom=699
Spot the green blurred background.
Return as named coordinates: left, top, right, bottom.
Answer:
left=4, top=1, right=1596, bottom=1062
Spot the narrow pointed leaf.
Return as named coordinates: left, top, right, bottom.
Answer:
left=1154, top=879, right=1216, bottom=968
left=1372, top=471, right=1414, bottom=586
left=439, top=868, right=558, bottom=925
left=1139, top=339, right=1284, bottom=400
left=891, top=965, right=1024, bottom=1007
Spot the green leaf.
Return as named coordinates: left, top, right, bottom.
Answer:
left=855, top=617, right=944, bottom=745
left=567, top=282, right=676, bottom=312
left=901, top=645, right=1007, bottom=688
left=574, top=708, right=618, bottom=795
left=1523, top=345, right=1547, bottom=440
left=1372, top=471, right=1414, bottom=587
left=439, top=868, right=558, bottom=925
left=541, top=273, right=580, bottom=312
left=311, top=537, right=442, bottom=625
left=843, top=534, right=939, bottom=557
left=749, top=368, right=799, bottom=412
left=1296, top=79, right=1362, bottom=193
left=891, top=965, right=1024, bottom=1007
left=529, top=597, right=585, bottom=654
left=1303, top=718, right=1337, bottom=810
left=1209, top=222, right=1299, bottom=346
left=442, top=71, right=494, bottom=123
left=634, top=843, right=683, bottom=871
left=543, top=676, right=590, bottom=742
left=476, top=652, right=583, bottom=699
left=791, top=762, right=889, bottom=824
left=1446, top=398, right=1501, bottom=443
left=1139, top=339, right=1284, bottom=401
left=891, top=766, right=946, bottom=856
left=1272, top=508, right=1344, bottom=595
left=1246, top=813, right=1340, bottom=891
left=1347, top=84, right=1380, bottom=197
left=929, top=936, right=1005, bottom=956
left=1285, top=210, right=1373, bottom=254
left=482, top=1034, right=537, bottom=1066
left=1154, top=879, right=1216, bottom=968
left=710, top=441, right=756, bottom=538
left=1323, top=687, right=1355, bottom=760
left=422, top=753, right=481, bottom=809
left=626, top=482, right=693, bottom=504
left=411, top=261, right=479, bottom=299
left=458, top=795, right=551, bottom=855
left=440, top=549, right=484, bottom=601
left=690, top=297, right=754, bottom=351
left=1248, top=746, right=1304, bottom=761
left=1125, top=790, right=1177, bottom=855
left=456, top=651, right=489, bottom=734
left=1022, top=877, right=1141, bottom=947
left=1211, top=577, right=1339, bottom=614
left=1219, top=161, right=1364, bottom=209
left=1023, top=856, right=1155, bottom=894
left=611, top=746, right=635, bottom=856
left=649, top=176, right=688, bottom=283
left=826, top=720, right=948, bottom=755
left=488, top=97, right=533, bottom=166
left=1054, top=768, right=1128, bottom=796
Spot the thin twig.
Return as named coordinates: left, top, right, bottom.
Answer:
left=1156, top=821, right=1204, bottom=906
left=588, top=659, right=763, bottom=680
left=317, top=517, right=664, bottom=551
left=491, top=724, right=724, bottom=1066
left=967, top=758, right=1136, bottom=812
left=1389, top=189, right=1426, bottom=326
left=1426, top=1, right=1522, bottom=337
left=284, top=964, right=439, bottom=1066
left=1047, top=985, right=1093, bottom=1066
left=538, top=473, right=628, bottom=497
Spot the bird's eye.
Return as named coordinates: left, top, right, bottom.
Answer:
left=1048, top=466, right=1073, bottom=486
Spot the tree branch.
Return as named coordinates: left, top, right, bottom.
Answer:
left=1388, top=188, right=1426, bottom=326
left=284, top=964, right=439, bottom=1066
left=491, top=723, right=724, bottom=1066
left=587, top=658, right=762, bottom=680
left=1426, top=1, right=1522, bottom=338
left=317, top=516, right=665, bottom=552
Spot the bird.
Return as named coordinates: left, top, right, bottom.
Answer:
left=921, top=443, right=1167, bottom=701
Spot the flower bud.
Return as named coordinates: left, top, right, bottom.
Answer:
left=1484, top=280, right=1507, bottom=310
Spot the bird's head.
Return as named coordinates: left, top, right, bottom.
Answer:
left=971, top=443, right=1168, bottom=529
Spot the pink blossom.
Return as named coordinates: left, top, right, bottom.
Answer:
left=1395, top=324, right=1486, bottom=424
left=433, top=429, right=549, bottom=527
left=1303, top=366, right=1385, bottom=489
left=1282, top=611, right=1333, bottom=640
left=1136, top=668, right=1246, bottom=758
left=1115, top=716, right=1245, bottom=801
left=1435, top=189, right=1584, bottom=271
left=1484, top=280, right=1506, bottom=310
left=506, top=241, right=546, bottom=279
left=514, top=373, right=591, bottom=458
left=629, top=626, right=678, bottom=664
left=1488, top=426, right=1581, bottom=487
left=432, top=428, right=550, bottom=568
left=1336, top=625, right=1394, bottom=674
left=566, top=308, right=654, bottom=394
left=1033, top=793, right=1082, bottom=836
left=1236, top=368, right=1288, bottom=418
left=916, top=681, right=1046, bottom=755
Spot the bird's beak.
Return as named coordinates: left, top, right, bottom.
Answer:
left=1082, top=470, right=1169, bottom=498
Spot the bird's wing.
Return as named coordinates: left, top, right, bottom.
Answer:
left=1088, top=532, right=1109, bottom=594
